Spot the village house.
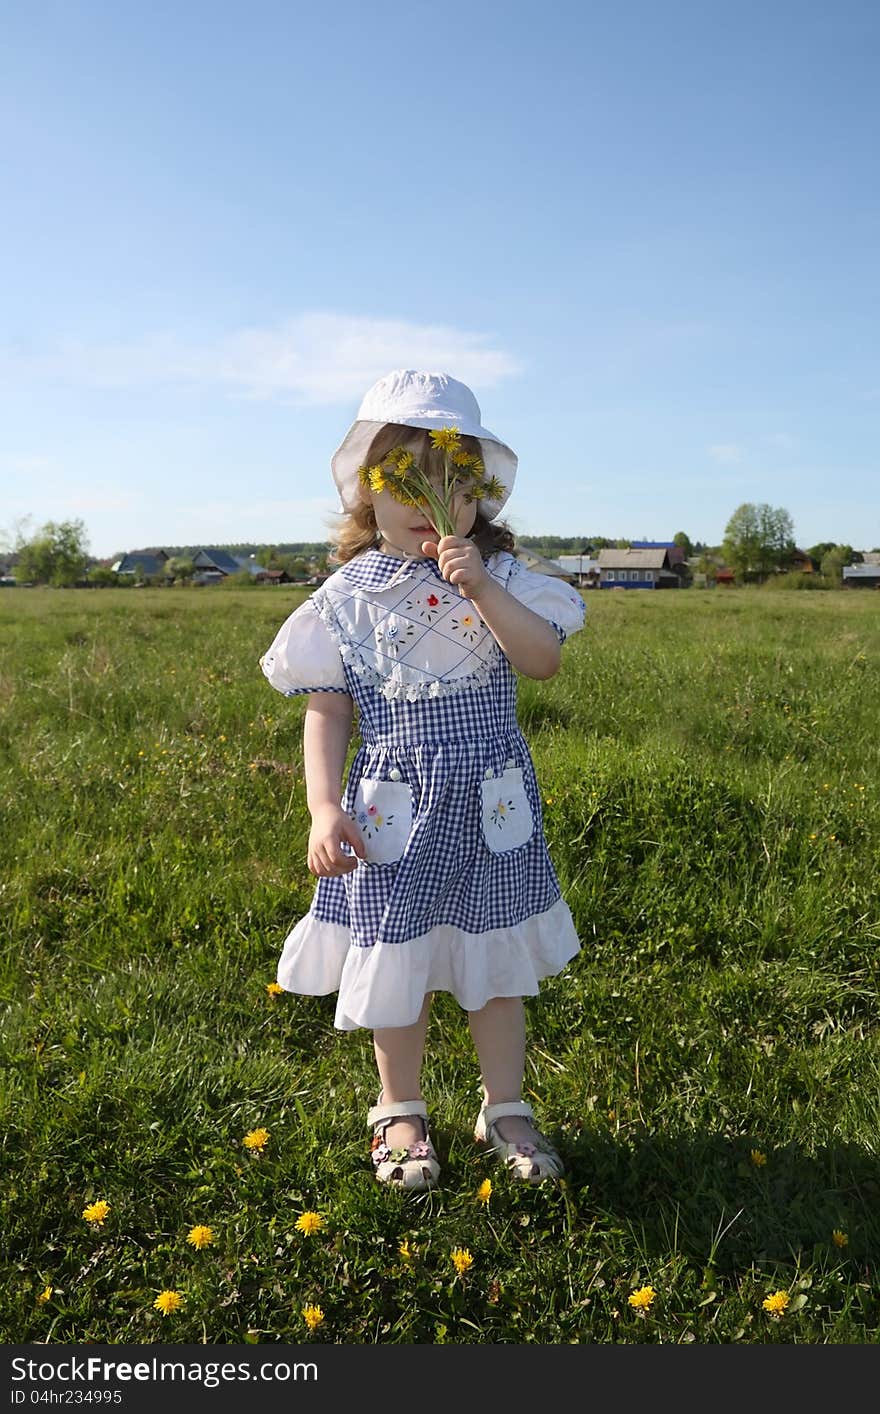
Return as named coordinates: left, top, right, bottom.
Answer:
left=842, top=563, right=880, bottom=589
left=553, top=554, right=602, bottom=587
left=597, top=547, right=680, bottom=589
left=514, top=548, right=581, bottom=583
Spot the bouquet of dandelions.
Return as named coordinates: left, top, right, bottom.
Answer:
left=358, top=426, right=506, bottom=540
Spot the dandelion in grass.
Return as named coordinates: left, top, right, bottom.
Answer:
left=476, top=1179, right=492, bottom=1205
left=762, top=1290, right=790, bottom=1317
left=82, top=1200, right=110, bottom=1225
left=36, top=1286, right=53, bottom=1306
left=451, top=1247, right=474, bottom=1275
left=266, top=982, right=283, bottom=997
left=295, top=1211, right=324, bottom=1237
left=153, top=1290, right=184, bottom=1316
left=186, top=1225, right=214, bottom=1250
left=398, top=1240, right=413, bottom=1263
left=243, top=1127, right=270, bottom=1152
left=750, top=1149, right=767, bottom=1167
left=628, top=1285, right=656, bottom=1312
left=832, top=1229, right=849, bottom=1248
left=302, top=1303, right=325, bottom=1331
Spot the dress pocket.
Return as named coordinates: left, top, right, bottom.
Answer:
left=479, top=766, right=535, bottom=854
left=349, top=777, right=414, bottom=865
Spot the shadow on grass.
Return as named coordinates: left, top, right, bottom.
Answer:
left=561, top=1126, right=880, bottom=1271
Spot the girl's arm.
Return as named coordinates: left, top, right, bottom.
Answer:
left=303, top=693, right=366, bottom=876
left=422, top=535, right=562, bottom=679
left=468, top=577, right=562, bottom=679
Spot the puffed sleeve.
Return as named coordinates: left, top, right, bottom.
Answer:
left=259, top=597, right=348, bottom=696
left=505, top=558, right=586, bottom=644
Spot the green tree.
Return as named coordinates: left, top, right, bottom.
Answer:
left=164, top=555, right=195, bottom=583
left=673, top=530, right=694, bottom=558
left=819, top=544, right=854, bottom=583
left=15, top=518, right=90, bottom=586
left=88, top=566, right=119, bottom=587
left=807, top=541, right=837, bottom=566
left=722, top=503, right=795, bottom=580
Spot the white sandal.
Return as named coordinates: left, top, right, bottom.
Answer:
left=368, top=1099, right=440, bottom=1191
left=474, top=1099, right=564, bottom=1183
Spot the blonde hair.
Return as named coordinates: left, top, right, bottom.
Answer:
left=326, top=424, right=516, bottom=565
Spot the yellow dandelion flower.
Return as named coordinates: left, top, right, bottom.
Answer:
left=451, top=450, right=476, bottom=467
left=476, top=1179, right=492, bottom=1205
left=243, top=1127, right=270, bottom=1151
left=153, top=1289, right=184, bottom=1316
left=482, top=476, right=506, bottom=501
left=358, top=464, right=372, bottom=487
left=394, top=449, right=415, bottom=471
left=762, top=1289, right=790, bottom=1316
left=302, top=1303, right=325, bottom=1331
left=369, top=467, right=387, bottom=493
left=450, top=1247, right=474, bottom=1275
left=36, top=1286, right=53, bottom=1305
left=82, top=1200, right=110, bottom=1225
left=429, top=426, right=461, bottom=452
left=266, top=981, right=283, bottom=997
left=398, top=1239, right=413, bottom=1262
left=186, top=1225, right=214, bottom=1250
left=750, top=1149, right=767, bottom=1167
left=628, top=1285, right=656, bottom=1312
left=295, top=1211, right=324, bottom=1237
left=832, top=1229, right=849, bottom=1248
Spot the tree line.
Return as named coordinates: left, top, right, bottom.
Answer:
left=3, top=510, right=874, bottom=587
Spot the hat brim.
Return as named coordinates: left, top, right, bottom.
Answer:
left=331, top=418, right=517, bottom=521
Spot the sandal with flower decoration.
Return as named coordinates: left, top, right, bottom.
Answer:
left=474, top=1100, right=564, bottom=1183
left=368, top=1099, right=441, bottom=1191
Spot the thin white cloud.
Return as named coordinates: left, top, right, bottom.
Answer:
left=0, top=312, right=522, bottom=404
left=0, top=453, right=55, bottom=477
left=708, top=443, right=743, bottom=464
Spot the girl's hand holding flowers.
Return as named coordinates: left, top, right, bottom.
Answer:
left=421, top=534, right=490, bottom=598
left=358, top=426, right=506, bottom=602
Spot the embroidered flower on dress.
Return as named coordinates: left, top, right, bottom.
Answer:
left=489, top=797, right=516, bottom=829
left=377, top=619, right=417, bottom=656
left=403, top=589, right=451, bottom=624
left=451, top=612, right=482, bottom=645
left=353, top=802, right=394, bottom=840
left=371, top=1143, right=392, bottom=1164
left=409, top=1141, right=431, bottom=1158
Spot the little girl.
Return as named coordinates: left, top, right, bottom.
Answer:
left=259, top=369, right=586, bottom=1190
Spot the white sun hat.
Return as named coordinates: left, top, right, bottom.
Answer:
left=330, top=369, right=517, bottom=520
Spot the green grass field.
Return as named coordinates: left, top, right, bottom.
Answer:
left=2, top=584, right=879, bottom=1344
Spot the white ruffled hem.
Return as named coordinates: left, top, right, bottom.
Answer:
left=275, top=896, right=580, bottom=1030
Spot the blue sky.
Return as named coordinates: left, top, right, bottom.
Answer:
left=2, top=0, right=878, bottom=558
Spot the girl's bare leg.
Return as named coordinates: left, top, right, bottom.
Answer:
left=467, top=996, right=537, bottom=1146
left=372, top=995, right=432, bottom=1148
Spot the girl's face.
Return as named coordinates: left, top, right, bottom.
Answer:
left=359, top=428, right=478, bottom=555
left=367, top=486, right=478, bottom=556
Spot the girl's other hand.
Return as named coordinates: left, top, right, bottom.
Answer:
left=307, top=803, right=366, bottom=877
left=421, top=535, right=489, bottom=598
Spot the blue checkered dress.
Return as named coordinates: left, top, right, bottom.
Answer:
left=260, top=548, right=586, bottom=1030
